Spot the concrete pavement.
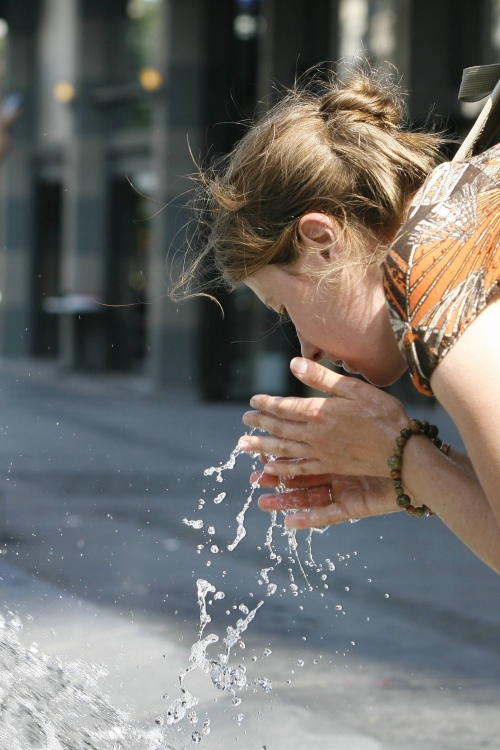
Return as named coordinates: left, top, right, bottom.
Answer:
left=0, top=357, right=498, bottom=748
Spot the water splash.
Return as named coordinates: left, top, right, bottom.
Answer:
left=227, top=479, right=260, bottom=552
left=203, top=430, right=255, bottom=483
left=170, top=438, right=337, bottom=743
left=166, top=579, right=271, bottom=735
left=0, top=614, right=164, bottom=750
left=183, top=519, right=204, bottom=530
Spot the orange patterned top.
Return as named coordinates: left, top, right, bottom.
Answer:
left=382, top=143, right=500, bottom=396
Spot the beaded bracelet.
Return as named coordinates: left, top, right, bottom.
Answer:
left=387, top=419, right=442, bottom=517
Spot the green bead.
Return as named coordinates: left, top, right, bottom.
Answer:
left=392, top=479, right=402, bottom=487
left=433, top=437, right=443, bottom=448
left=387, top=455, right=402, bottom=470
left=426, top=424, right=439, bottom=439
left=396, top=494, right=411, bottom=509
left=420, top=420, right=429, bottom=432
left=400, top=428, right=411, bottom=439
left=393, top=485, right=404, bottom=495
left=414, top=506, right=426, bottom=517
left=395, top=436, right=406, bottom=447
left=408, top=419, right=421, bottom=434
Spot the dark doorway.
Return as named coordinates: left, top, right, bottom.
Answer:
left=106, top=177, right=149, bottom=371
left=33, top=180, right=62, bottom=357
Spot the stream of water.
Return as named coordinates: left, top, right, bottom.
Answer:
left=0, top=438, right=342, bottom=749
left=164, top=440, right=344, bottom=747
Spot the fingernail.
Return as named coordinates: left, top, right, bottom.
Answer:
left=238, top=438, right=252, bottom=451
left=291, top=357, right=308, bottom=374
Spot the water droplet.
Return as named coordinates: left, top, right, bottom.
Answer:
left=232, top=697, right=241, bottom=706
left=191, top=731, right=202, bottom=743
left=321, top=574, right=327, bottom=581
left=183, top=518, right=203, bottom=530
left=187, top=710, right=198, bottom=725
left=234, top=713, right=244, bottom=723
left=202, top=718, right=211, bottom=735
left=384, top=593, right=390, bottom=598
left=297, top=660, right=304, bottom=667
left=344, top=586, right=350, bottom=591
left=351, top=641, right=356, bottom=645
left=214, top=591, right=225, bottom=600
left=197, top=544, right=204, bottom=550
left=328, top=562, right=335, bottom=571
left=335, top=605, right=342, bottom=611
left=263, top=648, right=272, bottom=657
left=313, top=659, right=319, bottom=664
left=211, top=545, right=219, bottom=554
left=206, top=560, right=211, bottom=566
left=239, top=604, right=249, bottom=614
left=208, top=526, right=216, bottom=535
left=214, top=492, right=226, bottom=504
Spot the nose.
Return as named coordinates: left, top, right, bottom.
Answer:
left=296, top=331, right=324, bottom=362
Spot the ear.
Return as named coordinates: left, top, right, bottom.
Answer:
left=297, top=213, right=337, bottom=259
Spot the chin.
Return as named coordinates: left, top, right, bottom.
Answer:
left=363, top=363, right=407, bottom=388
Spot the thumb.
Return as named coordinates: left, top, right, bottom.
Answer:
left=290, top=357, right=353, bottom=397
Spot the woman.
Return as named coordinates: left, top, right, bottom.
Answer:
left=174, top=71, right=500, bottom=573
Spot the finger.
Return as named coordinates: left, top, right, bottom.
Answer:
left=242, top=410, right=306, bottom=440
left=262, top=458, right=325, bottom=476
left=238, top=434, right=309, bottom=459
left=258, top=485, right=332, bottom=511
left=250, top=471, right=334, bottom=488
left=284, top=504, right=351, bottom=529
left=248, top=394, right=324, bottom=421
left=290, top=358, right=360, bottom=398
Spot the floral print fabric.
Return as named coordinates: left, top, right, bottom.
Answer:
left=382, top=143, right=500, bottom=396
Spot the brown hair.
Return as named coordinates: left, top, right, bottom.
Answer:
left=172, top=69, right=445, bottom=299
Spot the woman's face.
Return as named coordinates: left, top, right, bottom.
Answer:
left=245, top=261, right=407, bottom=387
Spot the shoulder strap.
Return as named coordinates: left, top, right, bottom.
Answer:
left=453, top=64, right=500, bottom=162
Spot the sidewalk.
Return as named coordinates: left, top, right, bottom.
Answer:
left=0, top=357, right=498, bottom=749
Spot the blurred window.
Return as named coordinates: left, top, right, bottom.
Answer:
left=338, top=0, right=409, bottom=81
left=119, top=0, right=163, bottom=129
left=0, top=17, right=7, bottom=92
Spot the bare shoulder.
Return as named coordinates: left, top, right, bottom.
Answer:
left=431, top=291, right=500, bottom=444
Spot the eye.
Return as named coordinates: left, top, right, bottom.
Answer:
left=278, top=306, right=290, bottom=322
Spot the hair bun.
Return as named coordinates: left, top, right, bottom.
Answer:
left=319, top=74, right=403, bottom=130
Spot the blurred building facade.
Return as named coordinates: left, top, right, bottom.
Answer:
left=0, top=0, right=496, bottom=398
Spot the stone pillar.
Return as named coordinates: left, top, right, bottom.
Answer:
left=148, top=0, right=204, bottom=388
left=0, top=1, right=39, bottom=355
left=57, top=0, right=122, bottom=369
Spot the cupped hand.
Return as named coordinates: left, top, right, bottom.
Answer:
left=239, top=358, right=408, bottom=478
left=250, top=469, right=399, bottom=529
